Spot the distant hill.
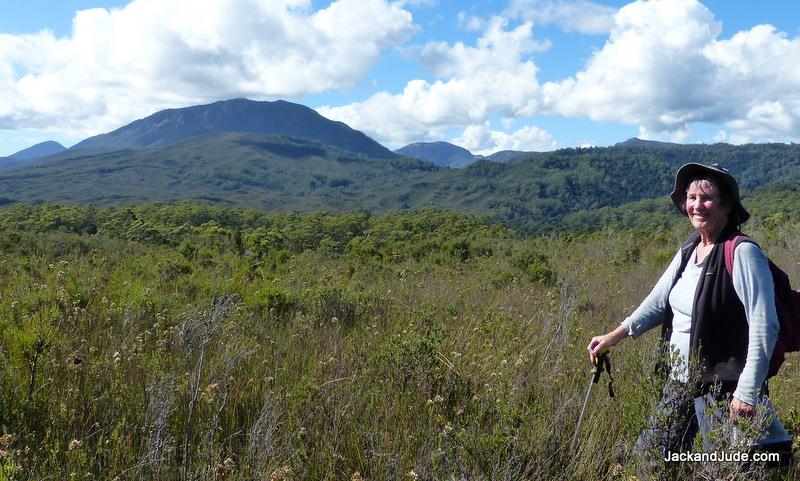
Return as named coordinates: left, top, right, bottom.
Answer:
left=71, top=98, right=398, bottom=159
left=615, top=137, right=682, bottom=148
left=11, top=141, right=67, bottom=161
left=0, top=141, right=68, bottom=171
left=395, top=143, right=538, bottom=167
left=395, top=141, right=475, bottom=168
left=483, top=150, right=536, bottom=164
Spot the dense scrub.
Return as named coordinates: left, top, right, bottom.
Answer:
left=0, top=204, right=798, bottom=480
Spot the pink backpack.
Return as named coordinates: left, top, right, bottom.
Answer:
left=724, top=235, right=800, bottom=378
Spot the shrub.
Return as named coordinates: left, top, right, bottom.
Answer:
left=312, top=284, right=367, bottom=329
left=248, top=284, right=298, bottom=322
left=511, top=246, right=556, bottom=285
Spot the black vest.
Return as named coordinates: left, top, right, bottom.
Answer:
left=658, top=224, right=749, bottom=386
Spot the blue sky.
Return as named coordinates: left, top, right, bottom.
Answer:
left=1, top=0, right=799, bottom=156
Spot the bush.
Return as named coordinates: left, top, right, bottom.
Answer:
left=511, top=246, right=556, bottom=285
left=248, top=284, right=298, bottom=322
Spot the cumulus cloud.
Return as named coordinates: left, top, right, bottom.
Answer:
left=0, top=0, right=414, bottom=140
left=543, top=0, right=721, bottom=135
left=703, top=25, right=800, bottom=142
left=505, top=0, right=616, bottom=35
left=332, top=0, right=800, bottom=147
left=454, top=122, right=558, bottom=155
left=318, top=17, right=547, bottom=147
left=457, top=11, right=486, bottom=31
left=543, top=0, right=800, bottom=143
left=321, top=0, right=800, bottom=150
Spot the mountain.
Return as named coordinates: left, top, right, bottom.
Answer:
left=484, top=150, right=536, bottom=164
left=11, top=141, right=67, bottom=161
left=615, top=137, right=683, bottom=148
left=395, top=142, right=537, bottom=167
left=395, top=141, right=475, bottom=168
left=71, top=98, right=398, bottom=159
left=0, top=141, right=68, bottom=171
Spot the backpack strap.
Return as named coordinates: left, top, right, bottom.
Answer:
left=723, top=234, right=752, bottom=277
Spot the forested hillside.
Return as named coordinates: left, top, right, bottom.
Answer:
left=2, top=139, right=800, bottom=235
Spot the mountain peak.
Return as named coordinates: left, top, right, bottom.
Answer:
left=395, top=141, right=474, bottom=167
left=71, top=98, right=397, bottom=159
left=10, top=140, right=67, bottom=161
left=616, top=137, right=681, bottom=148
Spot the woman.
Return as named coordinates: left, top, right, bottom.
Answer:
left=587, top=162, right=791, bottom=455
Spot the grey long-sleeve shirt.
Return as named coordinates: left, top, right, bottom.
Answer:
left=620, top=241, right=779, bottom=406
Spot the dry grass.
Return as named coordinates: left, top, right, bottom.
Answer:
left=0, top=220, right=797, bottom=480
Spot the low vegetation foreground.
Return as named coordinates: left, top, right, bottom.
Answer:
left=0, top=203, right=798, bottom=480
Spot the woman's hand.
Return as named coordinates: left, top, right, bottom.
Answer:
left=587, top=335, right=611, bottom=364
left=586, top=325, right=629, bottom=363
left=730, top=397, right=756, bottom=417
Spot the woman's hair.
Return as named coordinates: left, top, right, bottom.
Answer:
left=684, top=174, right=741, bottom=225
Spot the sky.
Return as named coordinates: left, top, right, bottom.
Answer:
left=1, top=0, right=800, bottom=157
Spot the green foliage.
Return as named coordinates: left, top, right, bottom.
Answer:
left=650, top=247, right=677, bottom=267
left=511, top=245, right=556, bottom=285
left=246, top=284, right=298, bottom=322
left=0, top=204, right=798, bottom=479
left=312, top=284, right=369, bottom=328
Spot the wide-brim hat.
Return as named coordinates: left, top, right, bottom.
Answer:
left=670, top=163, right=750, bottom=224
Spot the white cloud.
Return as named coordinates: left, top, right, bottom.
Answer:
left=0, top=0, right=414, bottom=140
left=543, top=0, right=721, bottom=130
left=457, top=11, right=485, bottom=31
left=724, top=101, right=797, bottom=143
left=321, top=0, right=800, bottom=150
left=395, top=0, right=438, bottom=7
left=703, top=25, right=800, bottom=142
left=454, top=122, right=558, bottom=155
left=318, top=17, right=545, bottom=147
left=506, top=0, right=616, bottom=35
left=420, top=17, right=550, bottom=78
left=637, top=125, right=693, bottom=143
left=543, top=0, right=800, bottom=143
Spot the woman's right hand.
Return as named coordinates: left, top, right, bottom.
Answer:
left=586, top=325, right=629, bottom=363
left=587, top=335, right=610, bottom=364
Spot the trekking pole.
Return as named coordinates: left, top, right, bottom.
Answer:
left=569, top=351, right=614, bottom=455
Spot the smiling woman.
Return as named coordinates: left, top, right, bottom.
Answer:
left=685, top=180, right=731, bottom=245
left=587, top=162, right=793, bottom=464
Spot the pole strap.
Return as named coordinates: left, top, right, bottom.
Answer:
left=593, top=353, right=615, bottom=398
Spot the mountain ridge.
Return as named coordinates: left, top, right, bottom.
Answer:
left=395, top=141, right=475, bottom=168
left=0, top=141, right=68, bottom=171
left=71, top=98, right=399, bottom=160
left=11, top=140, right=67, bottom=160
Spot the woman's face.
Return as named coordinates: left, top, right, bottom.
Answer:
left=685, top=180, right=731, bottom=237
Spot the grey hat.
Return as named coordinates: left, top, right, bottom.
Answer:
left=670, top=163, right=750, bottom=224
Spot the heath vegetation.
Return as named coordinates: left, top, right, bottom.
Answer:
left=0, top=202, right=798, bottom=480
